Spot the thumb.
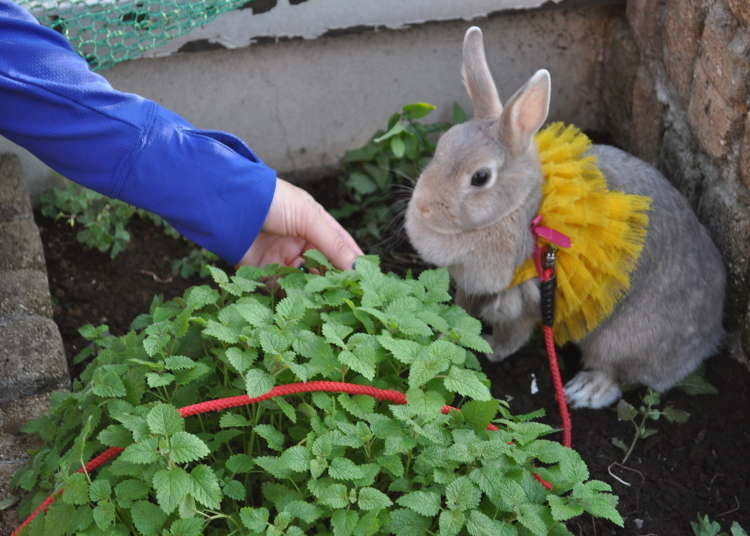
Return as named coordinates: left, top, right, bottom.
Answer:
left=264, top=179, right=363, bottom=269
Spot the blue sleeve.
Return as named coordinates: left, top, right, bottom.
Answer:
left=0, top=0, right=277, bottom=264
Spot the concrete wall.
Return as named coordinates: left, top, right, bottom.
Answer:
left=601, top=0, right=750, bottom=363
left=7, top=0, right=619, bottom=193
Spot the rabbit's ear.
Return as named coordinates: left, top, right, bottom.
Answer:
left=499, top=69, right=551, bottom=154
left=462, top=26, right=502, bottom=119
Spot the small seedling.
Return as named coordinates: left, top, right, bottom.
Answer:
left=612, top=389, right=690, bottom=464
left=690, top=514, right=747, bottom=536
left=40, top=180, right=215, bottom=278
left=333, top=102, right=465, bottom=249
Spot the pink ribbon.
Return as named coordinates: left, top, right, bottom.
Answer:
left=531, top=215, right=571, bottom=248
left=530, top=216, right=571, bottom=279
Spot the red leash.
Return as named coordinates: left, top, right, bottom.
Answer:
left=14, top=219, right=574, bottom=533
left=531, top=216, right=573, bottom=448
left=12, top=381, right=554, bottom=535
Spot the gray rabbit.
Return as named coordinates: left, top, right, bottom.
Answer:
left=405, top=26, right=726, bottom=409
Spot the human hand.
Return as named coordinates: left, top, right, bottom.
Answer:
left=237, top=178, right=363, bottom=270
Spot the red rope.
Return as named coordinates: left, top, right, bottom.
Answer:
left=543, top=325, right=572, bottom=448
left=12, top=381, right=533, bottom=535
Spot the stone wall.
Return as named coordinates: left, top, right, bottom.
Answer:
left=0, top=154, right=69, bottom=533
left=602, top=0, right=750, bottom=363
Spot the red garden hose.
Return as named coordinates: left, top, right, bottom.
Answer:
left=12, top=380, right=556, bottom=535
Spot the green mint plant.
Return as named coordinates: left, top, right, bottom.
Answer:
left=40, top=180, right=216, bottom=277
left=40, top=181, right=137, bottom=258
left=691, top=514, right=747, bottom=536
left=333, top=102, right=466, bottom=247
left=612, top=389, right=690, bottom=464
left=14, top=253, right=622, bottom=535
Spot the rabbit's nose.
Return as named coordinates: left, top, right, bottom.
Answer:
left=416, top=199, right=432, bottom=216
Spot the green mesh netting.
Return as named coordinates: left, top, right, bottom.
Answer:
left=16, top=0, right=252, bottom=71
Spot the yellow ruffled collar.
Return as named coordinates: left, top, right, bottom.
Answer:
left=510, top=123, right=651, bottom=344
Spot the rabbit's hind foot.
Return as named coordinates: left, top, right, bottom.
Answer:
left=565, top=370, right=622, bottom=409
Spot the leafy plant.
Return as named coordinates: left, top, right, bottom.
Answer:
left=333, top=102, right=466, bottom=247
left=690, top=514, right=747, bottom=536
left=612, top=390, right=690, bottom=464
left=13, top=253, right=622, bottom=535
left=40, top=180, right=216, bottom=277
left=40, top=181, right=138, bottom=258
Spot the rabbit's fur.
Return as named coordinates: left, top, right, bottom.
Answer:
left=405, top=27, right=726, bottom=409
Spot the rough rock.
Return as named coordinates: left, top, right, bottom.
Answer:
left=0, top=218, right=46, bottom=272
left=0, top=270, right=54, bottom=318
left=0, top=315, right=69, bottom=406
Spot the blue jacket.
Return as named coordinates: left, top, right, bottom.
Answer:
left=0, top=1, right=276, bottom=264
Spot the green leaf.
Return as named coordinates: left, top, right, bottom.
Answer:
left=92, top=501, right=115, bottom=530
left=222, top=479, right=246, bottom=501
left=235, top=301, right=273, bottom=327
left=323, top=322, right=353, bottom=349
left=62, top=473, right=89, bottom=505
left=462, top=399, right=499, bottom=431
left=120, top=438, right=159, bottom=464
left=548, top=495, right=584, bottom=521
left=444, top=367, right=492, bottom=401
left=202, top=320, right=240, bottom=344
left=153, top=467, right=192, bottom=515
left=115, top=479, right=150, bottom=503
left=170, top=432, right=210, bottom=464
left=281, top=445, right=310, bottom=473
left=185, top=285, right=219, bottom=310
left=225, top=347, right=256, bottom=373
left=240, top=507, right=270, bottom=531
left=328, top=457, right=365, bottom=480
left=146, top=404, right=183, bottom=436
left=284, top=500, right=323, bottom=524
left=446, top=476, right=482, bottom=511
left=89, top=479, right=112, bottom=502
left=254, top=424, right=285, bottom=451
left=439, top=510, right=466, bottom=536
left=616, top=399, right=638, bottom=421
left=131, top=500, right=167, bottom=536
left=97, top=424, right=132, bottom=447
left=390, top=136, right=406, bottom=158
left=408, top=351, right=450, bottom=389
left=169, top=518, right=203, bottom=536
left=219, top=413, right=252, bottom=428
left=662, top=407, right=690, bottom=423
left=515, top=503, right=549, bottom=535
left=466, top=510, right=515, bottom=536
left=226, top=454, right=255, bottom=474
left=377, top=334, right=421, bottom=364
left=206, top=265, right=229, bottom=284
left=677, top=370, right=719, bottom=395
left=190, top=465, right=222, bottom=509
left=92, top=367, right=127, bottom=398
left=145, top=372, right=174, bottom=388
left=348, top=172, right=377, bottom=195
left=373, top=120, right=406, bottom=143
left=338, top=349, right=376, bottom=380
left=331, top=509, right=359, bottom=536
left=310, top=479, right=349, bottom=509
left=578, top=492, right=623, bottom=527
left=396, top=490, right=440, bottom=517
left=402, top=102, right=437, bottom=120
left=731, top=522, right=749, bottom=536
left=303, top=249, right=335, bottom=270
left=164, top=355, right=197, bottom=371
left=386, top=508, right=432, bottom=534
left=245, top=369, right=274, bottom=397
left=358, top=487, right=393, bottom=510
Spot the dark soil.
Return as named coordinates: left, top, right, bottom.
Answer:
left=36, top=187, right=750, bottom=536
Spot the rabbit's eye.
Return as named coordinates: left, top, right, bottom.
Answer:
left=470, top=168, right=492, bottom=187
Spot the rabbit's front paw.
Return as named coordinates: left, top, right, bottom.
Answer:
left=565, top=370, right=622, bottom=409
